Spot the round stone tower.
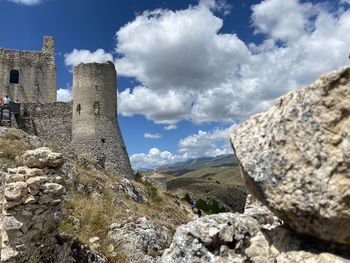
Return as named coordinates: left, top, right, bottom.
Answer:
left=71, top=61, right=133, bottom=178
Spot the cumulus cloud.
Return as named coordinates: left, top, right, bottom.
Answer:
left=144, top=133, right=162, bottom=139
left=7, top=0, right=43, bottom=5
left=57, top=88, right=72, bottom=102
left=164, top=124, right=178, bottom=131
left=178, top=124, right=236, bottom=158
left=64, top=49, right=113, bottom=70
left=130, top=148, right=185, bottom=170
left=115, top=0, right=350, bottom=125
left=130, top=124, right=236, bottom=169
left=119, top=86, right=192, bottom=124
left=251, top=0, right=312, bottom=42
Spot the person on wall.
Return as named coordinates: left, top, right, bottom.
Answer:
left=3, top=95, right=11, bottom=105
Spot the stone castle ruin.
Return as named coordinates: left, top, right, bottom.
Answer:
left=0, top=36, right=56, bottom=103
left=0, top=36, right=133, bottom=178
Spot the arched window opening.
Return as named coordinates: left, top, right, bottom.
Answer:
left=10, top=70, right=19, bottom=84
left=93, top=101, right=100, bottom=116
left=76, top=104, right=81, bottom=115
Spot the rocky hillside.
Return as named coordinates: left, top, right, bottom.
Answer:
left=0, top=128, right=196, bottom=262
left=160, top=66, right=350, bottom=262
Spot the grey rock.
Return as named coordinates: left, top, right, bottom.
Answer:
left=109, top=178, right=145, bottom=203
left=108, top=217, right=171, bottom=262
left=2, top=216, right=23, bottom=231
left=161, top=213, right=260, bottom=263
left=20, top=147, right=63, bottom=169
left=161, top=212, right=350, bottom=263
left=0, top=248, right=19, bottom=262
left=230, top=66, right=350, bottom=244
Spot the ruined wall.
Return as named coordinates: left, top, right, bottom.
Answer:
left=0, top=36, right=56, bottom=103
left=21, top=102, right=72, bottom=148
left=1, top=148, right=64, bottom=263
left=71, top=62, right=134, bottom=178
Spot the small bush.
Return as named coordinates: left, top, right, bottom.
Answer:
left=134, top=171, right=142, bottom=181
left=195, top=198, right=228, bottom=215
left=145, top=184, right=161, bottom=203
left=182, top=193, right=192, bottom=204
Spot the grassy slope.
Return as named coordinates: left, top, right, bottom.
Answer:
left=167, top=165, right=247, bottom=213
left=0, top=127, right=194, bottom=262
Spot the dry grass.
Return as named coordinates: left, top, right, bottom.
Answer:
left=0, top=128, right=35, bottom=169
left=60, top=162, right=193, bottom=262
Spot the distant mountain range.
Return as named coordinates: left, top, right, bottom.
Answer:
left=155, top=154, right=239, bottom=177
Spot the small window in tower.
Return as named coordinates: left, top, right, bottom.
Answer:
left=93, top=101, right=100, bottom=116
left=10, top=70, right=19, bottom=84
left=76, top=104, right=81, bottom=115
left=101, top=138, right=106, bottom=143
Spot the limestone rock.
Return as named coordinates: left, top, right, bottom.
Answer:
left=108, top=217, right=171, bottom=262
left=161, top=212, right=350, bottom=263
left=230, top=66, right=350, bottom=244
left=0, top=248, right=19, bottom=262
left=20, top=147, right=63, bottom=169
left=109, top=178, right=145, bottom=203
left=161, top=213, right=260, bottom=263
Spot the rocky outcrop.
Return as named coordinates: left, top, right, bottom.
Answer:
left=1, top=148, right=64, bottom=262
left=108, top=217, right=171, bottom=262
left=161, top=209, right=350, bottom=263
left=108, top=178, right=146, bottom=203
left=230, top=66, right=350, bottom=244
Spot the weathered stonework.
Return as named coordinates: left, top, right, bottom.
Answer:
left=20, top=102, right=72, bottom=148
left=0, top=36, right=56, bottom=103
left=71, top=62, right=133, bottom=178
left=0, top=148, right=64, bottom=263
left=0, top=37, right=134, bottom=178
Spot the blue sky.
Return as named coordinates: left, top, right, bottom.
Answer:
left=1, top=0, right=349, bottom=169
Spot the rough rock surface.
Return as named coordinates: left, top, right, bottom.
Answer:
left=109, top=178, right=146, bottom=203
left=161, top=211, right=350, bottom=263
left=1, top=149, right=64, bottom=262
left=20, top=147, right=63, bottom=169
left=230, top=66, right=350, bottom=244
left=108, top=217, right=171, bottom=262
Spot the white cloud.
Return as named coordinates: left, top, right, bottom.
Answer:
left=144, top=133, right=162, bottom=139
left=131, top=124, right=236, bottom=169
left=64, top=49, right=113, bottom=70
left=341, top=0, right=350, bottom=4
left=251, top=0, right=312, bottom=42
left=7, top=0, right=43, bottom=5
left=164, top=124, right=178, bottom=130
left=115, top=1, right=350, bottom=125
left=199, top=0, right=232, bottom=15
left=131, top=148, right=185, bottom=170
left=57, top=88, right=72, bottom=102
left=119, top=86, right=192, bottom=124
left=178, top=124, right=236, bottom=158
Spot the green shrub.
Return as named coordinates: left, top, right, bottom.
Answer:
left=195, top=198, right=228, bottom=215
left=145, top=184, right=161, bottom=203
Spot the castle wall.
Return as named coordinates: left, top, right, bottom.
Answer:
left=21, top=102, right=72, bottom=148
left=0, top=36, right=56, bottom=103
left=71, top=62, right=134, bottom=178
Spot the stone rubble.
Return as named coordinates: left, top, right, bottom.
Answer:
left=1, top=147, right=64, bottom=262
left=108, top=216, right=171, bottom=263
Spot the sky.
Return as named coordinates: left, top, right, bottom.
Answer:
left=0, top=0, right=350, bottom=169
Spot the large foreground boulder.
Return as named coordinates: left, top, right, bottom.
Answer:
left=230, top=66, right=350, bottom=244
